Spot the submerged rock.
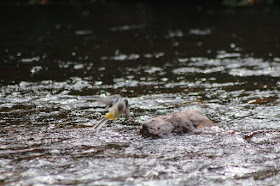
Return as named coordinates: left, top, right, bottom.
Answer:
left=140, top=110, right=214, bottom=138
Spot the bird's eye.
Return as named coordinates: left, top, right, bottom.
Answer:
left=124, top=99, right=128, bottom=106
left=118, top=104, right=124, bottom=111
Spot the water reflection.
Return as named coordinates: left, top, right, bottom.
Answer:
left=111, top=24, right=145, bottom=31
left=1, top=2, right=280, bottom=185
left=189, top=28, right=212, bottom=35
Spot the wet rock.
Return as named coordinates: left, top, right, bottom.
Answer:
left=140, top=110, right=214, bottom=138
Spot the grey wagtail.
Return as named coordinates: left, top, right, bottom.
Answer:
left=93, top=95, right=130, bottom=132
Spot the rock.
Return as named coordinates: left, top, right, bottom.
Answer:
left=140, top=110, right=214, bottom=138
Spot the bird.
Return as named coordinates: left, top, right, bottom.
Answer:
left=93, top=95, right=130, bottom=132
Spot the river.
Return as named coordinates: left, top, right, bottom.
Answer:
left=0, top=2, right=280, bottom=185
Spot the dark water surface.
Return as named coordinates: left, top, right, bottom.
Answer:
left=1, top=2, right=280, bottom=185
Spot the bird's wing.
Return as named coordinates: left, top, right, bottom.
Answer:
left=96, top=94, right=122, bottom=109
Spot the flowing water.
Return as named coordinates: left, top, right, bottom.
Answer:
left=1, top=2, right=280, bottom=185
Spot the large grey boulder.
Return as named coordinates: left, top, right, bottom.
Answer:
left=140, top=110, right=214, bottom=138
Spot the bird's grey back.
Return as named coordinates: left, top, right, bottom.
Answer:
left=97, top=94, right=122, bottom=109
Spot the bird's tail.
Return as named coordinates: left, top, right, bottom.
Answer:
left=93, top=118, right=108, bottom=133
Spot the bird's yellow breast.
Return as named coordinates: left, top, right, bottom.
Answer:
left=105, top=112, right=114, bottom=120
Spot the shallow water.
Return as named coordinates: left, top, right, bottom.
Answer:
left=1, top=2, right=280, bottom=185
